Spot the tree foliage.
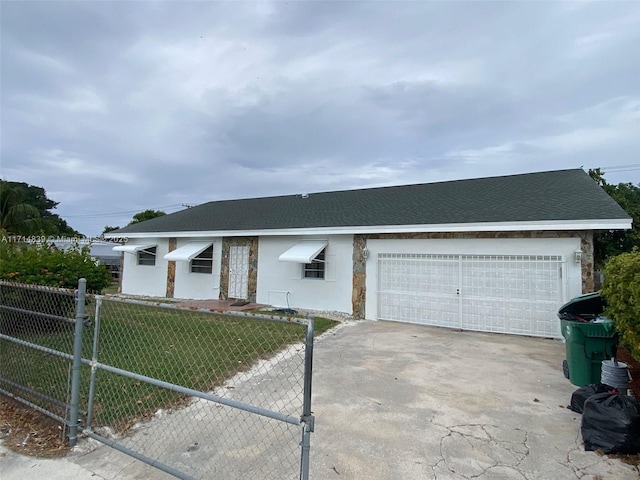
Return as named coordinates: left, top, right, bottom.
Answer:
left=102, top=225, right=120, bottom=234
left=601, top=249, right=640, bottom=361
left=128, top=209, right=166, bottom=225
left=0, top=239, right=111, bottom=293
left=0, top=180, right=79, bottom=236
left=588, top=168, right=640, bottom=266
left=0, top=181, right=43, bottom=235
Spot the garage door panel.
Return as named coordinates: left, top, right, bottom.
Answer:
left=378, top=254, right=458, bottom=295
left=378, top=255, right=459, bottom=328
left=377, top=253, right=564, bottom=338
left=461, top=298, right=506, bottom=333
left=532, top=309, right=562, bottom=337
left=378, top=292, right=459, bottom=327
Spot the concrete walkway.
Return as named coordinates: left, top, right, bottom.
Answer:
left=2, top=320, right=638, bottom=479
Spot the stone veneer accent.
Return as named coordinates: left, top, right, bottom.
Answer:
left=352, top=230, right=594, bottom=319
left=117, top=252, right=124, bottom=293
left=219, top=237, right=259, bottom=301
left=165, top=238, right=177, bottom=298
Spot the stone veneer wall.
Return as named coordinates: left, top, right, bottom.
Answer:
left=117, top=252, right=124, bottom=293
left=352, top=230, right=594, bottom=319
left=165, top=238, right=177, bottom=298
left=219, top=237, right=259, bottom=301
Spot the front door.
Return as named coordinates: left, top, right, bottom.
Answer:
left=228, top=245, right=249, bottom=299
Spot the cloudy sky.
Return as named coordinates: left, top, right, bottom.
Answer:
left=2, top=1, right=639, bottom=236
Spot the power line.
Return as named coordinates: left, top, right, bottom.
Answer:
left=62, top=204, right=185, bottom=218
left=602, top=163, right=640, bottom=169
left=598, top=163, right=640, bottom=173
left=604, top=167, right=640, bottom=173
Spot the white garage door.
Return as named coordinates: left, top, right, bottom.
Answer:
left=377, top=254, right=564, bottom=338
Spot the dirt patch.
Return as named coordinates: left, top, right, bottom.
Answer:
left=0, top=396, right=70, bottom=458
left=597, top=450, right=640, bottom=467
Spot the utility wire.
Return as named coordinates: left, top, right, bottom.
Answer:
left=63, top=204, right=185, bottom=218
left=599, top=163, right=640, bottom=173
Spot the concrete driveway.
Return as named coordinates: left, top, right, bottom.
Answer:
left=2, top=320, right=638, bottom=479
left=309, top=321, right=638, bottom=479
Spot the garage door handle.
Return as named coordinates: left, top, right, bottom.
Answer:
left=456, top=288, right=460, bottom=295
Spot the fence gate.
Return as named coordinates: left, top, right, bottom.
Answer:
left=0, top=279, right=315, bottom=480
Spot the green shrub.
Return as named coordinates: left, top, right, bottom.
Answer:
left=0, top=282, right=76, bottom=335
left=601, top=249, right=640, bottom=361
left=0, top=239, right=111, bottom=335
left=0, top=239, right=111, bottom=293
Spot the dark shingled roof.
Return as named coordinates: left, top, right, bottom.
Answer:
left=114, top=169, right=630, bottom=234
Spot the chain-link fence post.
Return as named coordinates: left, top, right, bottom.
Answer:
left=68, top=278, right=86, bottom=446
left=85, top=296, right=102, bottom=432
left=300, top=314, right=315, bottom=480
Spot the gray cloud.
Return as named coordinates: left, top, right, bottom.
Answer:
left=1, top=1, right=639, bottom=235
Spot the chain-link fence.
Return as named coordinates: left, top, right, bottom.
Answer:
left=0, top=279, right=315, bottom=480
left=0, top=280, right=86, bottom=443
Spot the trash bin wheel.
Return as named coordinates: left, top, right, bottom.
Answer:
left=563, top=359, right=570, bottom=379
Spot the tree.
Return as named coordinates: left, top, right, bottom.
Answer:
left=128, top=209, right=166, bottom=225
left=0, top=180, right=79, bottom=236
left=0, top=181, right=44, bottom=235
left=102, top=225, right=120, bottom=234
left=588, top=168, right=640, bottom=266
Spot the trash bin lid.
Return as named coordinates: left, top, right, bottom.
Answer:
left=558, top=292, right=606, bottom=316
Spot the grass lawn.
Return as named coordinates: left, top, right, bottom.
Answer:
left=0, top=300, right=338, bottom=433
left=101, top=284, right=119, bottom=295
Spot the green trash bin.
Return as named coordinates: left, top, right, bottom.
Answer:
left=560, top=319, right=618, bottom=387
left=558, top=292, right=619, bottom=387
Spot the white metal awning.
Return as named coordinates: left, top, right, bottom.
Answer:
left=278, top=241, right=327, bottom=263
left=163, top=242, right=212, bottom=262
left=112, top=244, right=157, bottom=254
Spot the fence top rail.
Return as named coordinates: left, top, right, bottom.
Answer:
left=0, top=280, right=76, bottom=296
left=0, top=304, right=77, bottom=324
left=90, top=294, right=312, bottom=325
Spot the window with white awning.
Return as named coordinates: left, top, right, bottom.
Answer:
left=112, top=244, right=157, bottom=254
left=278, top=241, right=328, bottom=263
left=113, top=244, right=157, bottom=266
left=163, top=242, right=213, bottom=262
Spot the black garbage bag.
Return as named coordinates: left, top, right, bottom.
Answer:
left=581, top=393, right=640, bottom=454
left=570, top=384, right=618, bottom=414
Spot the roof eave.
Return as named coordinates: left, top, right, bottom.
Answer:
left=104, top=218, right=632, bottom=239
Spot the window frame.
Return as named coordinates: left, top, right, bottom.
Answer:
left=190, top=245, right=214, bottom=274
left=137, top=247, right=157, bottom=266
left=303, top=248, right=326, bottom=279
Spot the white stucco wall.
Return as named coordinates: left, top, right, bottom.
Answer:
left=256, top=235, right=353, bottom=313
left=364, top=237, right=583, bottom=321
left=172, top=238, right=222, bottom=300
left=120, top=238, right=169, bottom=297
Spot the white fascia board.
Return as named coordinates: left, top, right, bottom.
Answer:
left=105, top=218, right=632, bottom=239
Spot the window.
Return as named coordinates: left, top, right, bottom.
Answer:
left=137, top=247, right=157, bottom=266
left=191, top=245, right=213, bottom=274
left=303, top=249, right=325, bottom=279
